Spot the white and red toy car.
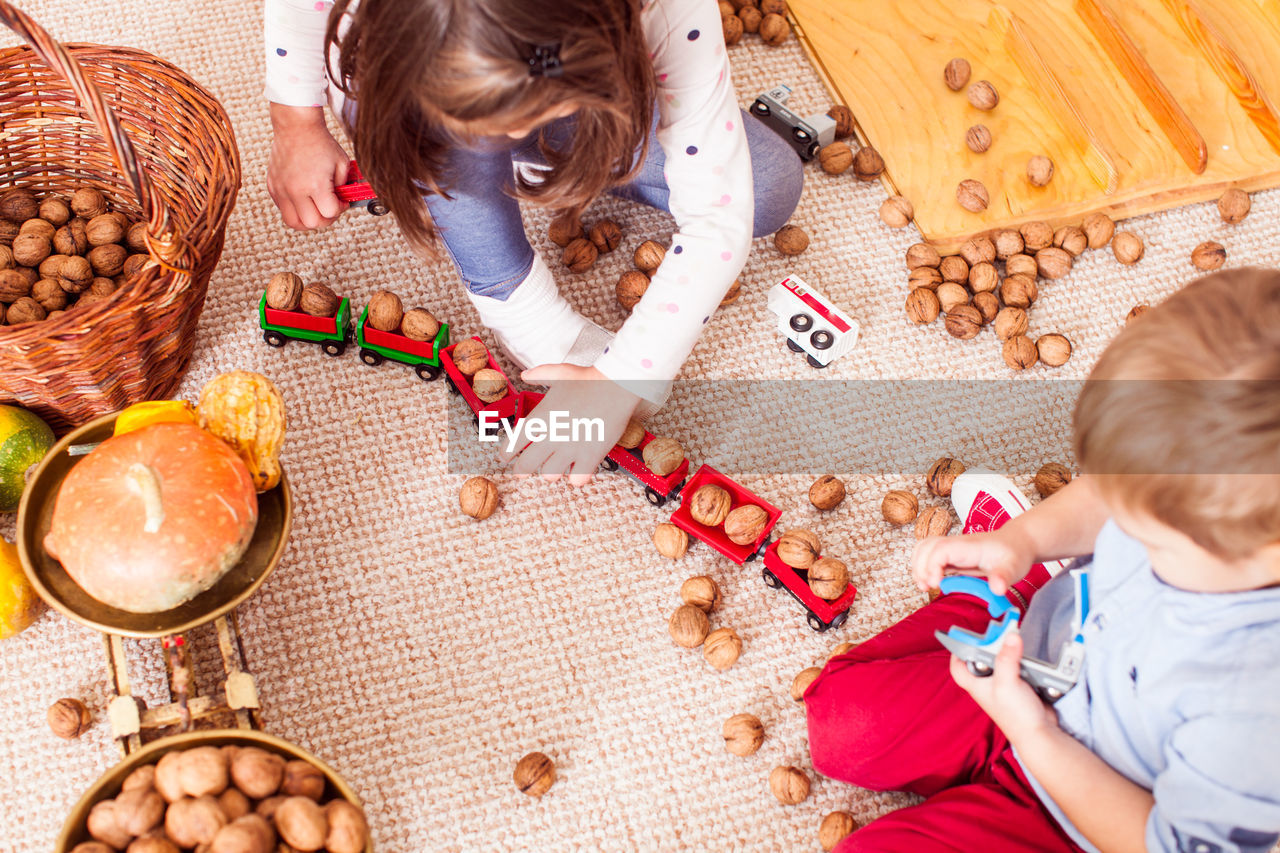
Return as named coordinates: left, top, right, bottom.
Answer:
left=767, top=275, right=858, bottom=368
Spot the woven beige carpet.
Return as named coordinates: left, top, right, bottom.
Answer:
left=3, top=2, right=1279, bottom=851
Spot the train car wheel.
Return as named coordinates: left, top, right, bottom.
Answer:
left=806, top=355, right=829, bottom=369
left=807, top=613, right=829, bottom=633
left=786, top=338, right=804, bottom=353
left=360, top=348, right=384, bottom=367
left=415, top=363, right=442, bottom=382
left=791, top=126, right=811, bottom=143
left=263, top=331, right=287, bottom=348
left=967, top=660, right=993, bottom=677
left=830, top=611, right=848, bottom=630
left=789, top=313, right=813, bottom=333
left=810, top=329, right=834, bottom=350
left=600, top=457, right=620, bottom=472
left=368, top=200, right=390, bottom=216
left=645, top=487, right=666, bottom=507
left=322, top=341, right=346, bottom=357
left=762, top=568, right=782, bottom=589
left=804, top=141, right=819, bottom=160
left=751, top=101, right=770, bottom=117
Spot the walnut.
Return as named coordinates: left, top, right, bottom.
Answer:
left=275, top=797, right=327, bottom=851
left=562, top=237, right=598, bottom=273
left=819, top=811, right=858, bottom=851
left=852, top=146, right=885, bottom=181
left=1005, top=253, right=1037, bottom=278
left=914, top=505, right=954, bottom=538
left=122, top=253, right=150, bottom=278
left=965, top=124, right=991, bottom=153
left=37, top=254, right=66, bottom=279
left=0, top=188, right=38, bottom=221
left=1036, top=333, right=1072, bottom=367
left=703, top=627, right=742, bottom=670
left=11, top=232, right=50, bottom=267
left=48, top=697, right=91, bottom=738
left=178, top=746, right=229, bottom=798
left=88, top=244, right=127, bottom=277
left=905, top=287, right=940, bottom=324
left=617, top=417, right=646, bottom=449
left=722, top=13, right=744, bottom=44
left=547, top=214, right=582, bottom=247
left=1217, top=188, right=1250, bottom=224
left=1112, top=231, right=1143, bottom=264
left=0, top=244, right=10, bottom=269
left=126, top=220, right=149, bottom=252
left=165, top=796, right=228, bottom=848
left=514, top=752, right=556, bottom=797
left=0, top=269, right=31, bottom=301
left=993, top=306, right=1028, bottom=340
left=211, top=814, right=274, bottom=853
left=86, top=213, right=124, bottom=246
left=1034, top=462, right=1073, bottom=497
left=53, top=219, right=89, bottom=255
left=680, top=575, right=720, bottom=613
left=776, top=528, right=820, bottom=569
left=958, top=235, right=995, bottom=266
left=944, top=57, right=971, bottom=91
left=299, top=283, right=340, bottom=317
left=1125, top=303, right=1149, bottom=324
left=0, top=219, right=16, bottom=245
left=365, top=290, right=403, bottom=331
left=633, top=239, right=666, bottom=273
left=654, top=523, right=690, bottom=560
left=908, top=265, right=942, bottom=290
left=86, top=800, right=132, bottom=849
left=19, top=217, right=54, bottom=240
left=1082, top=212, right=1115, bottom=248
left=471, top=368, right=508, bottom=403
left=1035, top=247, right=1072, bottom=280
left=725, top=504, right=769, bottom=545
left=230, top=747, right=285, bottom=799
left=642, top=436, right=684, bottom=476
left=1191, top=241, right=1225, bottom=271
left=769, top=766, right=811, bottom=805
left=719, top=1, right=735, bottom=18
left=7, top=296, right=46, bottom=324
left=1019, top=221, right=1053, bottom=251
left=588, top=220, right=622, bottom=253
left=738, top=4, right=763, bottom=32
left=879, top=196, right=914, bottom=228
left=616, top=270, right=650, bottom=311
left=280, top=759, right=325, bottom=800
left=70, top=188, right=108, bottom=219
left=808, top=474, right=845, bottom=510
left=14, top=265, right=37, bottom=287
left=689, top=484, right=732, bottom=527
left=759, top=0, right=786, bottom=14
left=927, top=457, right=966, bottom=497
left=1026, top=155, right=1054, bottom=186
left=936, top=282, right=968, bottom=314
left=720, top=278, right=742, bottom=306
left=944, top=304, right=982, bottom=339
left=759, top=13, right=790, bottom=45
left=773, top=224, right=809, bottom=255
left=968, top=262, right=998, bottom=294
left=826, top=104, right=854, bottom=138
left=880, top=489, right=918, bottom=525
left=450, top=338, right=490, bottom=375
left=967, top=80, right=999, bottom=110
left=1003, top=334, right=1038, bottom=370
left=1053, top=226, right=1087, bottom=257
left=790, top=666, right=821, bottom=701
left=265, top=272, right=303, bottom=311
left=217, top=787, right=251, bottom=820
left=324, top=801, right=370, bottom=853
left=1000, top=274, right=1038, bottom=309
left=818, top=142, right=852, bottom=175
left=992, top=229, right=1024, bottom=259
left=154, top=751, right=185, bottom=803
left=669, top=604, right=710, bottom=647
left=459, top=476, right=499, bottom=519
left=973, top=291, right=999, bottom=324
left=114, top=787, right=166, bottom=836
left=956, top=179, right=989, bottom=213
left=400, top=308, right=440, bottom=341
left=808, top=556, right=849, bottom=600
left=121, top=764, right=156, bottom=793
left=905, top=243, right=941, bottom=270
left=722, top=713, right=765, bottom=756
left=939, top=255, right=969, bottom=284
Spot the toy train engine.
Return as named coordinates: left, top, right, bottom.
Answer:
left=767, top=275, right=859, bottom=368
left=334, top=160, right=389, bottom=216
left=749, top=85, right=836, bottom=161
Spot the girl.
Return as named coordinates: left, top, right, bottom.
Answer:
left=263, top=0, right=804, bottom=482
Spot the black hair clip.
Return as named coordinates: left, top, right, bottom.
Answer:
left=528, top=43, right=563, bottom=78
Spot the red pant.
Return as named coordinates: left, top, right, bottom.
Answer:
left=805, top=567, right=1085, bottom=853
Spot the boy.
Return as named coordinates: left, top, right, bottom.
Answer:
left=805, top=268, right=1280, bottom=852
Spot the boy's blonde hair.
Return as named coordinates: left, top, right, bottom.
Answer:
left=1074, top=267, right=1280, bottom=559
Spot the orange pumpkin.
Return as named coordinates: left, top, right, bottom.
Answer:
left=43, top=423, right=258, bottom=613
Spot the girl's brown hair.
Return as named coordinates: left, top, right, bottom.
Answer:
left=326, top=0, right=655, bottom=248
left=1073, top=268, right=1280, bottom=559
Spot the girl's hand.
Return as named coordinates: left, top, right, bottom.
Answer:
left=950, top=630, right=1059, bottom=746
left=499, top=363, right=640, bottom=486
left=266, top=104, right=350, bottom=230
left=910, top=526, right=1036, bottom=596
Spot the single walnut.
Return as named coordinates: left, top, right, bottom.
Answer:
left=365, top=290, right=403, bottom=332
left=905, top=243, right=941, bottom=270
left=0, top=187, right=38, bottom=221
left=1026, top=155, right=1055, bottom=186
left=459, top=476, right=499, bottom=519
left=472, top=368, right=508, bottom=403
left=217, top=787, right=251, bottom=821
left=881, top=489, right=918, bottom=525
left=739, top=4, right=763, bottom=32
left=1191, top=241, right=1226, bottom=271
left=1112, top=231, right=1144, bottom=264
left=86, top=800, right=132, bottom=849
left=1217, top=188, right=1250, bottom=224
left=324, top=801, right=370, bottom=853
left=114, top=787, right=166, bottom=837
left=1036, top=333, right=1072, bottom=367
left=959, top=235, right=995, bottom=266
left=808, top=556, right=849, bottom=600
left=1125, top=303, right=1150, bottom=324
left=154, top=751, right=185, bottom=803
left=790, top=666, right=821, bottom=701
left=1051, top=225, right=1087, bottom=257
left=769, top=766, right=811, bottom=805
left=852, top=146, right=885, bottom=181
left=0, top=269, right=31, bottom=301
left=299, top=282, right=340, bottom=317
left=1034, top=462, right=1073, bottom=498
left=908, top=265, right=942, bottom=290
left=690, top=484, right=733, bottom=527
left=965, top=124, right=992, bottom=153
left=617, top=417, right=646, bottom=449
left=654, top=523, right=690, bottom=560
left=280, top=759, right=326, bottom=801
left=562, top=237, right=598, bottom=273
left=1005, top=253, right=1037, bottom=278
left=760, top=0, right=786, bottom=13
left=588, top=220, right=622, bottom=253
left=905, top=287, right=941, bottom=324
left=879, top=196, right=914, bottom=228
left=126, top=220, right=149, bottom=252
left=547, top=214, right=582, bottom=247
left=720, top=278, right=742, bottom=306
left=1035, top=247, right=1072, bottom=280
left=121, top=764, right=156, bottom=793
left=633, top=239, right=666, bottom=273
left=47, top=697, right=91, bottom=738
left=993, top=306, right=1029, bottom=341
left=1020, top=221, right=1053, bottom=251
left=722, top=13, right=744, bottom=44
left=703, top=626, right=742, bottom=670
left=939, top=256, right=969, bottom=285
left=616, top=270, right=650, bottom=311
left=88, top=244, right=127, bottom=277
left=0, top=219, right=16, bottom=245
left=973, top=291, right=999, bottom=324
left=71, top=188, right=108, bottom=219
left=230, top=747, right=285, bottom=799
left=725, top=504, right=769, bottom=545
left=1003, top=334, right=1038, bottom=370
left=11, top=232, right=50, bottom=267
left=759, top=12, right=790, bottom=45
left=451, top=338, right=490, bottom=375
left=178, top=746, right=229, bottom=798
left=19, top=218, right=55, bottom=240
left=927, top=457, right=966, bottom=497
left=669, top=604, right=710, bottom=648
left=0, top=244, right=11, bottom=270
left=1081, top=212, right=1114, bottom=248
left=944, top=57, right=971, bottom=91
left=275, top=797, right=327, bottom=851
left=967, top=80, right=999, bottom=110
left=776, top=528, right=821, bottom=570
left=935, top=282, right=968, bottom=314
left=826, top=104, right=854, bottom=138
left=53, top=219, right=89, bottom=255
left=956, top=179, right=989, bottom=213
left=514, top=752, right=556, bottom=797
left=165, top=796, right=228, bottom=848
left=773, top=224, right=809, bottom=255
left=819, top=811, right=859, bottom=851
left=968, top=262, right=998, bottom=294
left=7, top=296, right=46, bottom=324
left=992, top=229, right=1023, bottom=259
left=643, top=436, right=685, bottom=477
left=723, top=713, right=765, bottom=756
left=400, top=307, right=440, bottom=341
left=914, top=505, right=954, bottom=538
left=265, top=272, right=303, bottom=311
left=37, top=196, right=71, bottom=227
left=680, top=575, right=721, bottom=613
left=944, top=304, right=982, bottom=339
left=1000, top=274, right=1038, bottom=309
left=808, top=474, right=845, bottom=510
left=86, top=213, right=124, bottom=246
left=818, top=142, right=853, bottom=175
left=122, top=253, right=150, bottom=278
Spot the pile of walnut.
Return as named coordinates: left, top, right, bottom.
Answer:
left=616, top=236, right=742, bottom=312
left=623, top=423, right=685, bottom=478
left=668, top=572, right=744, bottom=672
left=719, top=0, right=792, bottom=47
left=363, top=289, right=441, bottom=341
left=0, top=187, right=152, bottom=326
left=450, top=339, right=509, bottom=404
left=70, top=743, right=368, bottom=853
left=548, top=213, right=623, bottom=275
left=263, top=272, right=343, bottom=319
left=775, top=527, right=850, bottom=602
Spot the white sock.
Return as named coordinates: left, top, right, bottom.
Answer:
left=465, top=254, right=611, bottom=370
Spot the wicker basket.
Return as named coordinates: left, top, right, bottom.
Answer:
left=0, top=1, right=239, bottom=431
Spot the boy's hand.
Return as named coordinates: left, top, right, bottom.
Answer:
left=266, top=104, right=350, bottom=230
left=951, top=629, right=1058, bottom=746
left=911, top=526, right=1036, bottom=596
left=499, top=364, right=640, bottom=486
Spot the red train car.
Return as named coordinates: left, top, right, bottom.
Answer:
left=761, top=543, right=856, bottom=632
left=668, top=465, right=782, bottom=564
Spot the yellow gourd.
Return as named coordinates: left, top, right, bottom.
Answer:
left=196, top=371, right=286, bottom=492
left=113, top=400, right=197, bottom=437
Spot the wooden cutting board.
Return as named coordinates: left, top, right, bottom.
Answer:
left=787, top=0, right=1280, bottom=251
